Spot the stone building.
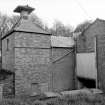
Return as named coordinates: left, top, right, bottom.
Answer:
left=1, top=5, right=75, bottom=96
left=75, top=19, right=105, bottom=92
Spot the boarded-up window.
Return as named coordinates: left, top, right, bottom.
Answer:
left=31, top=83, right=48, bottom=93
left=7, top=39, right=9, bottom=51
left=0, top=84, right=3, bottom=100
left=31, top=83, right=40, bottom=93
left=40, top=83, right=48, bottom=92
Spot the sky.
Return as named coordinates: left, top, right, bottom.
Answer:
left=0, top=0, right=105, bottom=28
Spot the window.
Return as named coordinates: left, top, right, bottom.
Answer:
left=31, top=82, right=48, bottom=93
left=7, top=39, right=9, bottom=51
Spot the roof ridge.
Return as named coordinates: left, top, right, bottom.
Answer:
left=95, top=18, right=105, bottom=22
left=11, top=16, right=22, bottom=30
left=33, top=22, right=46, bottom=32
left=81, top=18, right=105, bottom=35
left=79, top=20, right=96, bottom=36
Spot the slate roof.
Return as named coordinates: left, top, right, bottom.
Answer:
left=78, top=18, right=105, bottom=35
left=14, top=18, right=50, bottom=34
left=2, top=14, right=51, bottom=39
left=75, top=18, right=105, bottom=53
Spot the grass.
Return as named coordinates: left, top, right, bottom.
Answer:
left=0, top=93, right=105, bottom=105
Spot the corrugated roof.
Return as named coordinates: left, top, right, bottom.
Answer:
left=51, top=36, right=75, bottom=47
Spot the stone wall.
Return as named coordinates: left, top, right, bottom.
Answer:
left=2, top=75, right=14, bottom=98
left=14, top=32, right=51, bottom=48
left=2, top=33, right=15, bottom=71
left=14, top=32, right=52, bottom=95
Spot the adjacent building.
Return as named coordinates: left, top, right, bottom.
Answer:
left=76, top=19, right=105, bottom=91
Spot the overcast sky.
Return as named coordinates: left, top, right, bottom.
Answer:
left=0, top=0, right=105, bottom=28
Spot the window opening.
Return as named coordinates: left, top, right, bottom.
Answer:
left=7, top=39, right=9, bottom=51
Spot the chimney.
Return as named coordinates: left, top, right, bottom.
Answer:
left=14, top=5, right=34, bottom=19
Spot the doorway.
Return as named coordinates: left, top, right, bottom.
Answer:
left=76, top=52, right=97, bottom=89
left=77, top=76, right=96, bottom=89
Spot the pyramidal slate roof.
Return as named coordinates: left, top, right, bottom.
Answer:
left=2, top=15, right=50, bottom=39
left=13, top=17, right=50, bottom=35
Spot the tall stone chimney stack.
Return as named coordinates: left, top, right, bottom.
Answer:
left=14, top=5, right=34, bottom=19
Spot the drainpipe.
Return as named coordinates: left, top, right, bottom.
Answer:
left=73, top=32, right=81, bottom=89
left=95, top=36, right=99, bottom=89
left=74, top=38, right=77, bottom=89
left=1, top=33, right=2, bottom=70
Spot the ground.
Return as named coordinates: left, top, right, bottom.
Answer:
left=0, top=92, right=105, bottom=105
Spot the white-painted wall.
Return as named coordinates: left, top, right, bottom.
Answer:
left=76, top=52, right=97, bottom=79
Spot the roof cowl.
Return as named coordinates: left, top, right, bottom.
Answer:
left=12, top=5, right=51, bottom=35
left=14, top=5, right=35, bottom=20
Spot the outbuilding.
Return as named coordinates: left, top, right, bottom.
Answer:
left=1, top=5, right=75, bottom=97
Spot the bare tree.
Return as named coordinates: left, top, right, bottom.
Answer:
left=0, top=14, right=11, bottom=37
left=0, top=14, right=20, bottom=38
left=10, top=15, right=20, bottom=26
left=30, top=13, right=52, bottom=33
left=0, top=12, right=49, bottom=38
left=0, top=13, right=73, bottom=37
left=74, top=20, right=92, bottom=33
left=30, top=13, right=45, bottom=29
left=49, top=20, right=73, bottom=37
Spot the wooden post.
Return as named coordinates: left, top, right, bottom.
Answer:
left=0, top=84, right=3, bottom=100
left=95, top=36, right=98, bottom=89
left=74, top=38, right=77, bottom=89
